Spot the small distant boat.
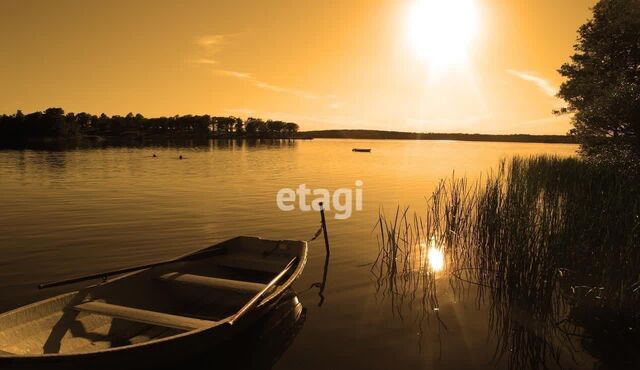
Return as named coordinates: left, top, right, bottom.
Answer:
left=0, top=236, right=307, bottom=369
left=352, top=148, right=371, bottom=153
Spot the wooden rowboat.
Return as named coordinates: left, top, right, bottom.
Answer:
left=0, top=236, right=307, bottom=369
left=352, top=148, right=371, bottom=152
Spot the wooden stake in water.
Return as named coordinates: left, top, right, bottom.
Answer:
left=317, top=201, right=331, bottom=306
left=319, top=202, right=331, bottom=257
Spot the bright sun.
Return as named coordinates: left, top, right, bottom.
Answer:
left=407, top=0, right=479, bottom=67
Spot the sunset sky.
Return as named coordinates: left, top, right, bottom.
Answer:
left=0, top=0, right=596, bottom=134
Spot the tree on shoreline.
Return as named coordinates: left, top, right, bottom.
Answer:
left=0, top=108, right=299, bottom=141
left=557, top=0, right=640, bottom=170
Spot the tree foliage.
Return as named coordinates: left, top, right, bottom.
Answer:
left=0, top=108, right=299, bottom=141
left=557, top=0, right=640, bottom=169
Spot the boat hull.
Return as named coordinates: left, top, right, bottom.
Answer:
left=0, top=236, right=308, bottom=369
left=0, top=302, right=270, bottom=370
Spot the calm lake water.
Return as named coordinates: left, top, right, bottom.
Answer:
left=0, top=139, right=585, bottom=369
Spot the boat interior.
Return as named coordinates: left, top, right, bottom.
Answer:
left=0, top=237, right=304, bottom=356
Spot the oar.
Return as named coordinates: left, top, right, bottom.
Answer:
left=229, top=257, right=297, bottom=325
left=38, top=245, right=227, bottom=289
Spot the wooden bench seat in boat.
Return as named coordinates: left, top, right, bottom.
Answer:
left=156, top=273, right=270, bottom=294
left=73, top=301, right=216, bottom=331
left=214, top=254, right=290, bottom=273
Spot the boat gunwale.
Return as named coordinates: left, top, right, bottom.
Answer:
left=0, top=236, right=308, bottom=359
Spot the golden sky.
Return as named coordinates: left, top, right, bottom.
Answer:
left=0, top=0, right=596, bottom=134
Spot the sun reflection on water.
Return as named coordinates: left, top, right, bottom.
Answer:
left=427, top=244, right=445, bottom=272
left=413, top=236, right=445, bottom=273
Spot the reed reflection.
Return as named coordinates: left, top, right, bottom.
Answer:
left=373, top=157, right=640, bottom=369
left=372, top=207, right=449, bottom=354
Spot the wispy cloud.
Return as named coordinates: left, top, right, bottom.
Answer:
left=507, top=69, right=558, bottom=96
left=253, top=81, right=324, bottom=100
left=196, top=34, right=229, bottom=49
left=192, top=34, right=237, bottom=65
left=214, top=68, right=335, bottom=101
left=193, top=33, right=340, bottom=104
left=214, top=69, right=252, bottom=80
left=192, top=58, right=217, bottom=65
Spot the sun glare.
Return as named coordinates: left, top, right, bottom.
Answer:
left=407, top=0, right=479, bottom=67
left=426, top=238, right=445, bottom=272
left=413, top=237, right=446, bottom=273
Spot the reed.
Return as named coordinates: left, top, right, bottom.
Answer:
left=373, top=155, right=640, bottom=368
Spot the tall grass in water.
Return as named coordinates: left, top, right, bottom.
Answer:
left=373, top=155, right=640, bottom=369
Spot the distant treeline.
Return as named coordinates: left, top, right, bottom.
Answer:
left=0, top=109, right=579, bottom=145
left=0, top=108, right=299, bottom=140
left=297, top=129, right=579, bottom=144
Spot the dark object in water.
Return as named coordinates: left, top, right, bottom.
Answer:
left=152, top=154, right=157, bottom=158
left=0, top=236, right=308, bottom=370
left=179, top=155, right=183, bottom=160
left=352, top=148, right=371, bottom=153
